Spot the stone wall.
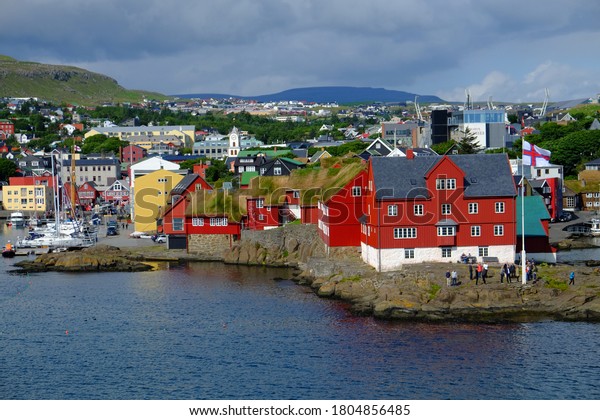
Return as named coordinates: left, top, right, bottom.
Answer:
left=188, top=234, right=233, bottom=260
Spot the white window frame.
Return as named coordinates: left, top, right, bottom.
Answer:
left=388, top=204, right=398, bottom=216
left=437, top=226, right=456, bottom=236
left=441, top=203, right=451, bottom=215
left=394, top=227, right=417, bottom=239
left=191, top=217, right=204, bottom=226
left=471, top=226, right=481, bottom=237
left=478, top=246, right=489, bottom=257
left=351, top=186, right=361, bottom=197
left=468, top=202, right=478, bottom=214
left=414, top=204, right=423, bottom=216
left=495, top=202, right=505, bottom=213
left=404, top=249, right=415, bottom=259
left=494, top=225, right=504, bottom=236
left=441, top=247, right=452, bottom=258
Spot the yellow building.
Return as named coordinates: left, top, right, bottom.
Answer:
left=2, top=185, right=54, bottom=212
left=132, top=168, right=184, bottom=233
left=85, top=125, right=196, bottom=148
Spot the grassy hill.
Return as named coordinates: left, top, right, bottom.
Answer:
left=0, top=55, right=169, bottom=106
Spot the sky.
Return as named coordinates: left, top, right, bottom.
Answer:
left=2, top=0, right=600, bottom=103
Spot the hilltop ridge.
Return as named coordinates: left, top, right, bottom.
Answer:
left=0, top=55, right=168, bottom=105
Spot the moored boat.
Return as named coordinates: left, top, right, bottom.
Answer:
left=7, top=212, right=26, bottom=228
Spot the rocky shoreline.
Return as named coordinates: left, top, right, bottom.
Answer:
left=12, top=226, right=600, bottom=322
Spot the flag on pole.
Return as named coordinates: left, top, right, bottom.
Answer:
left=522, top=140, right=551, bottom=167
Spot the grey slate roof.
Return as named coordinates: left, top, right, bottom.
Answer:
left=171, top=174, right=200, bottom=195
left=371, top=154, right=516, bottom=200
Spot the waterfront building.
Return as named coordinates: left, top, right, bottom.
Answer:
left=360, top=153, right=517, bottom=270
left=2, top=182, right=54, bottom=213
left=102, top=179, right=130, bottom=205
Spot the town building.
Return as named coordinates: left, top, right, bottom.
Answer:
left=360, top=153, right=517, bottom=270
left=85, top=125, right=195, bottom=148
left=132, top=168, right=185, bottom=233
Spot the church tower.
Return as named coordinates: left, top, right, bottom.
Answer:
left=228, top=126, right=240, bottom=157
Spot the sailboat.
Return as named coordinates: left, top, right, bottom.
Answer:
left=16, top=153, right=97, bottom=251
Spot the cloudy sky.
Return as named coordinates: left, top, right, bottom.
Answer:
left=2, top=0, right=599, bottom=103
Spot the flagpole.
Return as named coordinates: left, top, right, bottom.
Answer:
left=521, top=140, right=527, bottom=285
left=521, top=158, right=526, bottom=284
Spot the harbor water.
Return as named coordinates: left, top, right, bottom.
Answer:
left=1, top=226, right=599, bottom=400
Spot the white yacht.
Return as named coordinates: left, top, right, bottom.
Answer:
left=7, top=212, right=26, bottom=227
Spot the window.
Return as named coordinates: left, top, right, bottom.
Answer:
left=293, top=191, right=300, bottom=198
left=468, top=203, right=478, bottom=214
left=210, top=217, right=228, bottom=226
left=274, top=167, right=282, bottom=176
left=471, top=226, right=481, bottom=236
left=437, top=226, right=456, bottom=236
left=192, top=217, right=204, bottom=226
left=258, top=214, right=265, bottom=221
left=494, top=225, right=504, bottom=236
left=441, top=203, right=451, bottom=215
left=394, top=227, right=417, bottom=239
left=173, top=218, right=184, bottom=231
left=351, top=186, right=361, bottom=197
left=404, top=249, right=415, bottom=259
left=436, top=178, right=456, bottom=190
left=495, top=202, right=505, bottom=213
left=441, top=247, right=452, bottom=258
left=414, top=204, right=423, bottom=216
left=478, top=247, right=489, bottom=257
left=256, top=199, right=264, bottom=208
left=388, top=205, right=398, bottom=216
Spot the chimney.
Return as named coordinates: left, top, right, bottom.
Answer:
left=406, top=149, right=415, bottom=159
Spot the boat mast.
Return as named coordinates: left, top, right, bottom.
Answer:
left=71, top=143, right=77, bottom=218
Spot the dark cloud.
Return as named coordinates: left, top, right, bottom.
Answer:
left=2, top=0, right=599, bottom=101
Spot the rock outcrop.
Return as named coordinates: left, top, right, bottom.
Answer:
left=13, top=245, right=154, bottom=272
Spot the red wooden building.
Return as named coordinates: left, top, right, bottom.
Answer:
left=77, top=181, right=101, bottom=208
left=360, top=154, right=517, bottom=270
left=103, top=180, right=130, bottom=204
left=246, top=197, right=282, bottom=230
left=317, top=170, right=368, bottom=247
left=160, top=174, right=213, bottom=235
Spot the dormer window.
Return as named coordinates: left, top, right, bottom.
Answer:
left=436, top=178, right=456, bottom=190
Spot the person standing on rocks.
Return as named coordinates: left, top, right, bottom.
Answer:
left=451, top=269, right=458, bottom=286
left=476, top=263, right=483, bottom=285
left=481, top=263, right=488, bottom=284
left=569, top=271, right=575, bottom=285
left=446, top=269, right=451, bottom=286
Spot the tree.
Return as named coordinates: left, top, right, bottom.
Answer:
left=456, top=127, right=482, bottom=154
left=0, top=158, right=17, bottom=181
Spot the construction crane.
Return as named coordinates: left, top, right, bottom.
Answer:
left=538, top=88, right=549, bottom=118
left=464, top=89, right=473, bottom=110
left=414, top=95, right=424, bottom=122
left=487, top=96, right=496, bottom=110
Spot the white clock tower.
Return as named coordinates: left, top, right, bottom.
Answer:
left=228, top=126, right=240, bottom=157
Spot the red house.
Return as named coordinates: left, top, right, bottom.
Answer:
left=122, top=144, right=147, bottom=166
left=77, top=181, right=100, bottom=207
left=162, top=189, right=242, bottom=251
left=317, top=170, right=368, bottom=247
left=360, top=154, right=517, bottom=271
left=246, top=197, right=282, bottom=230
left=102, top=180, right=130, bottom=205
left=161, top=174, right=213, bottom=235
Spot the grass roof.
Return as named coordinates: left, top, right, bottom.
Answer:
left=186, top=157, right=366, bottom=222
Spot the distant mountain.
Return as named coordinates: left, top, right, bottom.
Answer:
left=0, top=55, right=168, bottom=105
left=175, top=86, right=444, bottom=104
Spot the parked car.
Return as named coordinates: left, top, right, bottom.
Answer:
left=106, top=226, right=119, bottom=236
left=559, top=211, right=574, bottom=222
left=153, top=234, right=167, bottom=243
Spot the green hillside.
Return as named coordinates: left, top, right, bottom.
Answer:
left=0, top=55, right=169, bottom=105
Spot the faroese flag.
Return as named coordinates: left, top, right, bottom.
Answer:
left=522, top=140, right=551, bottom=167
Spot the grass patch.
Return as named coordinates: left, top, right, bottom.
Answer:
left=428, top=283, right=442, bottom=300
left=545, top=278, right=568, bottom=291
left=340, top=275, right=361, bottom=283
